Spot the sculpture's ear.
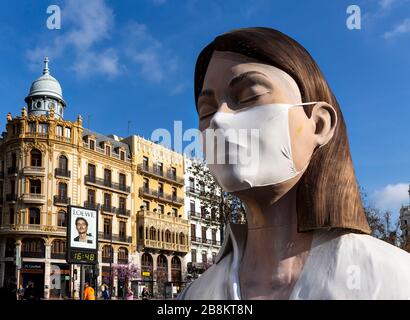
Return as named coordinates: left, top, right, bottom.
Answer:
left=310, top=102, right=338, bottom=147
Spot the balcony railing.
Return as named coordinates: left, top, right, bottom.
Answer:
left=202, top=238, right=212, bottom=245
left=101, top=204, right=116, bottom=214
left=55, top=168, right=71, bottom=178
left=211, top=240, right=221, bottom=246
left=23, top=166, right=45, bottom=176
left=116, top=207, right=131, bottom=217
left=139, top=238, right=189, bottom=253
left=21, top=251, right=45, bottom=258
left=22, top=193, right=45, bottom=203
left=7, top=167, right=18, bottom=175
left=139, top=187, right=184, bottom=206
left=54, top=195, right=71, bottom=206
left=55, top=135, right=71, bottom=143
left=102, top=257, right=113, bottom=263
left=85, top=175, right=130, bottom=193
left=137, top=209, right=189, bottom=225
left=98, top=232, right=132, bottom=243
left=6, top=194, right=17, bottom=202
left=51, top=252, right=66, bottom=260
left=117, top=258, right=129, bottom=265
left=137, top=164, right=184, bottom=185
left=84, top=201, right=100, bottom=210
left=191, top=236, right=202, bottom=243
left=0, top=224, right=66, bottom=234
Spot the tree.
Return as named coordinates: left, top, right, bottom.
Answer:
left=188, top=160, right=246, bottom=243
left=111, top=263, right=141, bottom=295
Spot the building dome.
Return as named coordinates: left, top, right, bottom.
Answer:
left=25, top=57, right=66, bottom=106
left=25, top=58, right=66, bottom=120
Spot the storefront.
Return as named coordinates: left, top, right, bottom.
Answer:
left=20, top=262, right=44, bottom=299
left=49, top=263, right=70, bottom=299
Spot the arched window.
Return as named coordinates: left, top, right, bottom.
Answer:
left=165, top=230, right=171, bottom=243
left=179, top=232, right=185, bottom=245
left=102, top=245, right=112, bottom=263
left=58, top=182, right=67, bottom=198
left=5, top=238, right=15, bottom=257
left=30, top=149, right=42, bottom=167
left=30, top=179, right=41, bottom=194
left=51, top=240, right=66, bottom=256
left=139, top=226, right=144, bottom=240
left=118, top=247, right=128, bottom=264
left=171, top=256, right=182, bottom=283
left=57, top=210, right=66, bottom=227
left=59, top=155, right=68, bottom=170
left=157, top=255, right=167, bottom=269
left=21, top=238, right=45, bottom=258
left=29, top=208, right=40, bottom=225
left=149, top=226, right=156, bottom=240
left=141, top=253, right=153, bottom=280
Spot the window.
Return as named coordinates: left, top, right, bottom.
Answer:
left=202, top=251, right=207, bottom=264
left=202, top=226, right=207, bottom=240
left=165, top=230, right=171, bottom=242
left=179, top=232, right=185, bottom=245
left=58, top=182, right=67, bottom=198
left=28, top=122, right=36, bottom=133
left=119, top=173, right=126, bottom=187
left=172, top=208, right=178, bottom=217
left=30, top=179, right=41, bottom=194
left=104, top=169, right=111, bottom=186
left=104, top=218, right=112, bottom=237
left=120, top=151, right=125, bottom=161
left=150, top=226, right=156, bottom=240
left=143, top=200, right=150, bottom=211
left=158, top=183, right=164, bottom=197
left=119, top=197, right=126, bottom=210
left=10, top=180, right=15, bottom=195
left=88, top=164, right=96, bottom=180
left=38, top=123, right=48, bottom=134
left=200, top=206, right=206, bottom=219
left=211, top=208, right=216, bottom=221
left=89, top=139, right=95, bottom=150
left=64, top=127, right=71, bottom=139
left=143, top=156, right=149, bottom=170
left=87, top=189, right=95, bottom=205
left=191, top=249, right=197, bottom=263
left=57, top=210, right=66, bottom=227
left=11, top=153, right=17, bottom=168
left=157, top=162, right=163, bottom=175
left=118, top=248, right=128, bottom=262
left=29, top=208, right=40, bottom=225
left=105, top=145, right=111, bottom=156
left=9, top=208, right=14, bottom=225
left=171, top=167, right=176, bottom=179
left=103, top=193, right=111, bottom=208
left=51, top=240, right=66, bottom=255
left=212, top=230, right=217, bottom=243
left=59, top=155, right=68, bottom=170
left=212, top=252, right=217, bottom=263
left=56, top=125, right=63, bottom=136
left=189, top=177, right=194, bottom=189
left=30, top=149, right=42, bottom=167
left=199, top=182, right=205, bottom=193
left=191, top=224, right=196, bottom=238
left=158, top=204, right=164, bottom=214
left=143, top=178, right=149, bottom=191
left=102, top=245, right=112, bottom=259
left=119, top=221, right=126, bottom=240
left=190, top=201, right=195, bottom=213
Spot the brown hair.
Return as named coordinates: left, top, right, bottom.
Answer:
left=194, top=27, right=370, bottom=234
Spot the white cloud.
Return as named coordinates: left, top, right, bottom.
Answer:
left=372, top=183, right=409, bottom=213
left=383, top=18, right=410, bottom=38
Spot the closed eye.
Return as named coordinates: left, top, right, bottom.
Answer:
left=239, top=91, right=270, bottom=104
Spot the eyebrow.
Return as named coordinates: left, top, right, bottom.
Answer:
left=198, top=89, right=215, bottom=99
left=228, top=71, right=271, bottom=88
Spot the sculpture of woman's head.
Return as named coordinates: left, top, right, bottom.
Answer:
left=195, top=27, right=370, bottom=234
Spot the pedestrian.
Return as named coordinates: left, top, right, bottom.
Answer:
left=23, top=282, right=35, bottom=300
left=141, top=286, right=150, bottom=300
left=126, top=287, right=133, bottom=300
left=101, top=285, right=110, bottom=300
left=17, top=284, right=25, bottom=300
left=84, top=282, right=96, bottom=300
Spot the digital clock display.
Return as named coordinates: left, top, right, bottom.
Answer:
left=69, top=251, right=97, bottom=264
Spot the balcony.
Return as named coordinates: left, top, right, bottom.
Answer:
left=137, top=164, right=184, bottom=186
left=138, top=209, right=188, bottom=224
left=211, top=240, right=221, bottom=246
left=84, top=201, right=100, bottom=211
left=55, top=168, right=71, bottom=179
left=22, top=193, right=45, bottom=204
left=7, top=167, right=18, bottom=176
left=53, top=195, right=71, bottom=206
left=0, top=224, right=66, bottom=235
left=202, top=238, right=212, bottom=245
left=21, top=251, right=45, bottom=258
left=191, top=236, right=202, bottom=243
left=98, top=232, right=132, bottom=243
left=101, top=204, right=116, bottom=215
left=51, top=252, right=67, bottom=260
left=6, top=194, right=17, bottom=203
left=139, top=187, right=184, bottom=206
left=84, top=175, right=130, bottom=194
left=102, top=256, right=113, bottom=263
left=55, top=135, right=71, bottom=143
left=22, top=166, right=45, bottom=176
left=139, top=239, right=190, bottom=253
left=118, top=258, right=129, bottom=265
left=116, top=207, right=131, bottom=218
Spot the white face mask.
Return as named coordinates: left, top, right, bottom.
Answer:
left=201, top=102, right=317, bottom=192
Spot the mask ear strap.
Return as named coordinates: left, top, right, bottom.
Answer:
left=295, top=102, right=318, bottom=107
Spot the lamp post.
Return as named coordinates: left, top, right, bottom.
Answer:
left=109, top=228, right=113, bottom=299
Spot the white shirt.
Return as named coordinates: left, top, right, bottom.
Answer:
left=179, top=224, right=410, bottom=300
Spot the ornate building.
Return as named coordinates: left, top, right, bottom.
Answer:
left=0, top=58, right=189, bottom=299
left=400, top=185, right=410, bottom=251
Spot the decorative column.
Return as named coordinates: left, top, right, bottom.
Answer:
left=15, top=239, right=22, bottom=288
left=44, top=239, right=52, bottom=299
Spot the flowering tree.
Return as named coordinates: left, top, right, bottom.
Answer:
left=111, top=263, right=141, bottom=291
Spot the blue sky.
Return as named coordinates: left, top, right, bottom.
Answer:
left=0, top=0, right=409, bottom=219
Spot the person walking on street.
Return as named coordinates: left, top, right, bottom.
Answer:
left=141, top=286, right=150, bottom=300
left=17, top=285, right=24, bottom=300
left=84, top=283, right=96, bottom=300
left=101, top=285, right=110, bottom=300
